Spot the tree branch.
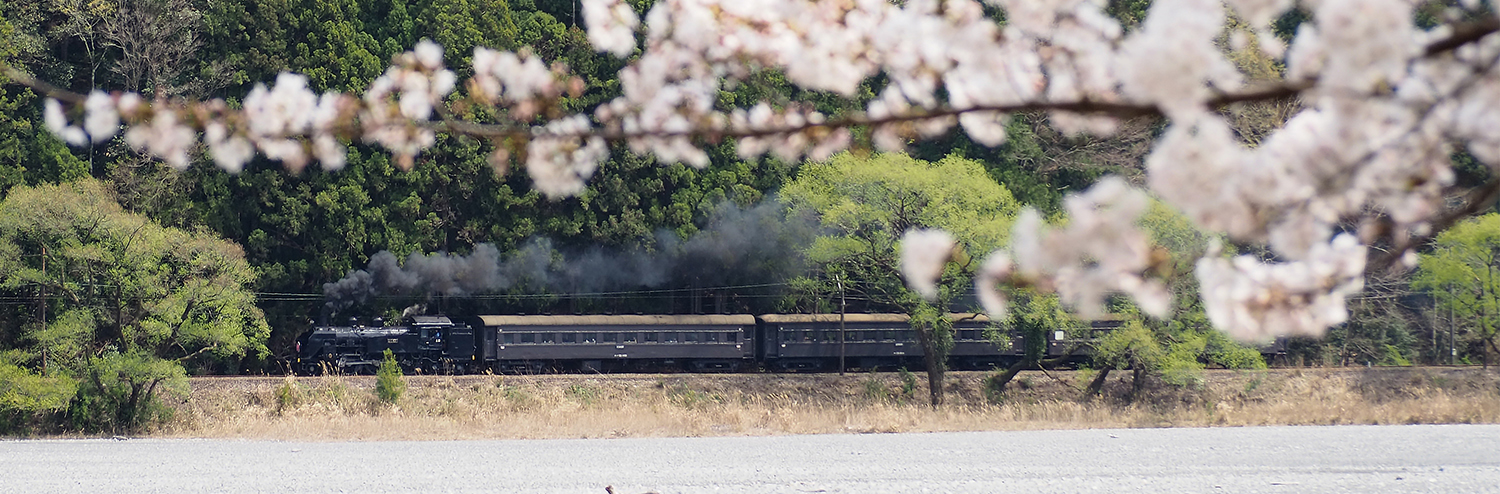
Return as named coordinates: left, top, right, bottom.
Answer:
left=1371, top=176, right=1500, bottom=270
left=1426, top=16, right=1500, bottom=57
left=0, top=65, right=87, bottom=103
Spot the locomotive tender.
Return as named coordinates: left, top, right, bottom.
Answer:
left=293, top=313, right=1118, bottom=375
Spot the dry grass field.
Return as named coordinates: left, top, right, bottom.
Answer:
left=165, top=367, right=1500, bottom=440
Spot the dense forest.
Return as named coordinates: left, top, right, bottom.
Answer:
left=2, top=0, right=1497, bottom=431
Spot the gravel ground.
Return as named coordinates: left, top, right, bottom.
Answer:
left=5, top=424, right=1500, bottom=493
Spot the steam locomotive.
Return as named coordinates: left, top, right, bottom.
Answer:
left=292, top=313, right=1133, bottom=375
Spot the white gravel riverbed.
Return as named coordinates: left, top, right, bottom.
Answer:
left=5, top=424, right=1499, bottom=493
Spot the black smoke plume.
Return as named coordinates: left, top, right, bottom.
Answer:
left=322, top=199, right=819, bottom=313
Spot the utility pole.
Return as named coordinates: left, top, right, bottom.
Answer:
left=39, top=245, right=47, bottom=374
left=838, top=276, right=846, bottom=376
left=1431, top=294, right=1438, bottom=366
left=1450, top=289, right=1456, bottom=365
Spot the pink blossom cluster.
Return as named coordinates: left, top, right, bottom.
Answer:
left=526, top=115, right=609, bottom=197
left=948, top=177, right=1171, bottom=322
left=471, top=47, right=570, bottom=119
left=241, top=73, right=351, bottom=172
left=899, top=229, right=958, bottom=301
left=363, top=40, right=457, bottom=169
left=581, top=0, right=639, bottom=57
left=1196, top=235, right=1366, bottom=342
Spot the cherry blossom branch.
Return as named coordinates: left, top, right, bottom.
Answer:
left=0, top=65, right=86, bottom=104
left=1369, top=175, right=1500, bottom=271
left=1425, top=16, right=1500, bottom=57
left=2, top=10, right=1488, bottom=154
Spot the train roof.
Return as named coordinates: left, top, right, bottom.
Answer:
left=757, top=313, right=994, bottom=324
left=475, top=314, right=757, bottom=327
left=757, top=313, right=910, bottom=323
left=407, top=315, right=455, bottom=326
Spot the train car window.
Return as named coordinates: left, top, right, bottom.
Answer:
left=420, top=329, right=430, bottom=339
left=727, top=332, right=738, bottom=343
left=520, top=333, right=534, bottom=343
left=960, top=330, right=979, bottom=341
left=704, top=332, right=717, bottom=343
left=644, top=332, right=659, bottom=342
left=882, top=330, right=895, bottom=341
left=684, top=332, right=698, bottom=343
left=541, top=333, right=556, bottom=343
left=623, top=332, right=638, bottom=343
left=666, top=332, right=679, bottom=342
left=561, top=332, right=576, bottom=343
left=599, top=332, right=614, bottom=343
left=901, top=330, right=915, bottom=341
left=503, top=333, right=515, bottom=344
left=582, top=332, right=596, bottom=343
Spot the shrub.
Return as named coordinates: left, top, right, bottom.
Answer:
left=0, top=360, right=77, bottom=435
left=273, top=377, right=302, bottom=415
left=861, top=374, right=891, bottom=402
left=982, top=372, right=1008, bottom=404
left=375, top=350, right=405, bottom=404
left=568, top=384, right=599, bottom=405
left=898, top=368, right=918, bottom=400
left=66, top=352, right=187, bottom=434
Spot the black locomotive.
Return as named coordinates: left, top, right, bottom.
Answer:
left=293, top=313, right=1127, bottom=375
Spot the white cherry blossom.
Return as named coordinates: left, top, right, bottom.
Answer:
left=1196, top=235, right=1366, bottom=342
left=582, top=0, right=640, bottom=57
left=82, top=91, right=119, bottom=143
left=901, top=229, right=957, bottom=300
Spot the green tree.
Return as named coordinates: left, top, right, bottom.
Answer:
left=1081, top=199, right=1264, bottom=397
left=0, top=180, right=270, bottom=371
left=65, top=350, right=187, bottom=433
left=1089, top=315, right=1265, bottom=399
left=781, top=152, right=1018, bottom=312
left=1413, top=213, right=1500, bottom=367
left=984, top=290, right=1079, bottom=396
left=780, top=152, right=1020, bottom=406
left=0, top=352, right=77, bottom=433
left=0, top=179, right=268, bottom=432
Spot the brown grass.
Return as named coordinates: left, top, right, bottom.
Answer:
left=163, top=367, right=1500, bottom=440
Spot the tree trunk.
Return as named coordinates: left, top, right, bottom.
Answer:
left=915, top=327, right=946, bottom=408
left=1085, top=367, right=1112, bottom=397
left=1129, top=365, right=1146, bottom=401
left=926, top=363, right=945, bottom=408
left=987, top=356, right=1069, bottom=395
left=989, top=358, right=1028, bottom=395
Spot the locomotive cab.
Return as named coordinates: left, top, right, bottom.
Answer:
left=294, top=327, right=341, bottom=375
